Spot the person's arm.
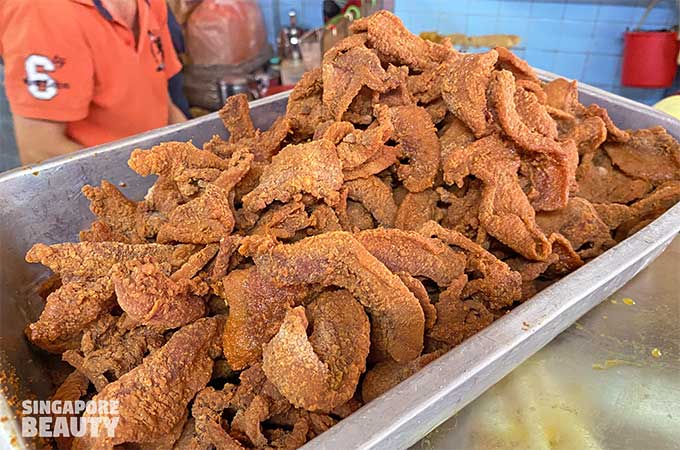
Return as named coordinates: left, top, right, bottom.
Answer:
left=168, top=99, right=187, bottom=125
left=13, top=115, right=81, bottom=165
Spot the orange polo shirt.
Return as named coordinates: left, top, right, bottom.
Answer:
left=0, top=0, right=182, bottom=148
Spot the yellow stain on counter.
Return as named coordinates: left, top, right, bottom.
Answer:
left=591, top=359, right=634, bottom=370
left=622, top=297, right=636, bottom=305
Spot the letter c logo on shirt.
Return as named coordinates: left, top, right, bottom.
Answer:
left=25, top=54, right=57, bottom=100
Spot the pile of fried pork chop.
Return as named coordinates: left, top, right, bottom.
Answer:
left=24, top=11, right=680, bottom=450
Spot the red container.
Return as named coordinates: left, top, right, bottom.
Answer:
left=622, top=31, right=679, bottom=88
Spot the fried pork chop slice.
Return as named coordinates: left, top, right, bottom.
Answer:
left=489, top=69, right=578, bottom=212
left=80, top=180, right=141, bottom=243
left=63, top=315, right=166, bottom=392
left=355, top=228, right=465, bottom=287
left=240, top=232, right=425, bottom=363
left=442, top=50, right=498, bottom=138
left=242, top=139, right=343, bottom=213
left=25, top=241, right=195, bottom=282
left=322, top=33, right=401, bottom=121
left=419, top=222, right=522, bottom=310
left=110, top=259, right=207, bottom=330
left=129, top=141, right=237, bottom=197
left=443, top=134, right=551, bottom=261
left=535, top=197, right=615, bottom=259
left=428, top=274, right=494, bottom=348
left=361, top=352, right=442, bottom=403
left=350, top=10, right=453, bottom=72
left=604, top=127, right=680, bottom=184
left=394, top=189, right=441, bottom=231
left=344, top=176, right=398, bottom=227
left=221, top=266, right=309, bottom=371
left=156, top=150, right=253, bottom=244
left=390, top=104, right=441, bottom=192
left=25, top=277, right=115, bottom=353
left=262, top=290, right=370, bottom=412
left=285, top=67, right=324, bottom=140
left=73, top=317, right=218, bottom=449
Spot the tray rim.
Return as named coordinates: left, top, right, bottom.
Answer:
left=1, top=73, right=679, bottom=450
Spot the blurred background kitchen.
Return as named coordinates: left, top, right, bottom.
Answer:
left=1, top=0, right=678, bottom=171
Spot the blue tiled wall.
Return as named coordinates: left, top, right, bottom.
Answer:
left=394, top=0, right=679, bottom=105
left=258, top=0, right=324, bottom=49
left=255, top=0, right=678, bottom=105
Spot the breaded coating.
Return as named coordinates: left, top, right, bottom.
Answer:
left=489, top=69, right=578, bottom=211
left=324, top=105, right=396, bottom=180
left=536, top=197, right=615, bottom=259
left=209, top=113, right=292, bottom=163
left=219, top=94, right=257, bottom=143
left=171, top=243, right=219, bottom=281
left=262, top=291, right=370, bottom=412
left=111, top=259, right=207, bottom=330
left=604, top=127, right=680, bottom=184
left=420, top=222, right=522, bottom=310
left=129, top=141, right=235, bottom=196
left=25, top=277, right=115, bottom=353
left=442, top=50, right=498, bottom=137
left=50, top=370, right=90, bottom=450
left=345, top=201, right=375, bottom=231
left=25, top=241, right=194, bottom=282
left=322, top=34, right=398, bottom=121
left=595, top=181, right=680, bottom=240
left=240, top=232, right=425, bottom=363
left=514, top=84, right=558, bottom=139
left=250, top=202, right=310, bottom=239
left=495, top=46, right=539, bottom=82
left=242, top=140, right=343, bottom=213
left=156, top=151, right=252, bottom=244
left=428, top=275, right=494, bottom=347
left=81, top=180, right=140, bottom=243
left=190, top=386, right=244, bottom=449
left=407, top=62, right=450, bottom=104
left=222, top=267, right=309, bottom=370
left=344, top=176, right=397, bottom=227
left=584, top=104, right=629, bottom=142
left=343, top=145, right=399, bottom=181
left=567, top=115, right=607, bottom=155
left=443, top=134, right=551, bottom=261
left=361, top=352, right=441, bottom=403
left=576, top=148, right=652, bottom=204
left=355, top=228, right=465, bottom=287
left=397, top=272, right=437, bottom=331
left=438, top=182, right=483, bottom=240
left=73, top=317, right=217, bottom=449
left=308, top=203, right=343, bottom=234
left=63, top=321, right=165, bottom=392
left=390, top=104, right=441, bottom=192
left=286, top=67, right=324, bottom=139
left=543, top=78, right=581, bottom=115
left=350, top=10, right=452, bottom=71
left=395, top=189, right=442, bottom=231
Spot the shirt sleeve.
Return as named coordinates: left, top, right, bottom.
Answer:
left=1, top=1, right=94, bottom=122
left=158, top=3, right=182, bottom=80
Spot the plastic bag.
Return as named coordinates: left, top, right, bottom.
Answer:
left=167, top=0, right=203, bottom=24
left=186, top=0, right=267, bottom=66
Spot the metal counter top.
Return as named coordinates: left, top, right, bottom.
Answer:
left=416, top=237, right=680, bottom=450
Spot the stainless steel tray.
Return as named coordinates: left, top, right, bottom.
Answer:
left=1, top=75, right=678, bottom=449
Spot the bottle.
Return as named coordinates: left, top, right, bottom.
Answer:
left=280, top=10, right=306, bottom=85
left=281, top=46, right=305, bottom=86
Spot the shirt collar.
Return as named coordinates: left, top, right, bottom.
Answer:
left=68, top=0, right=151, bottom=23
